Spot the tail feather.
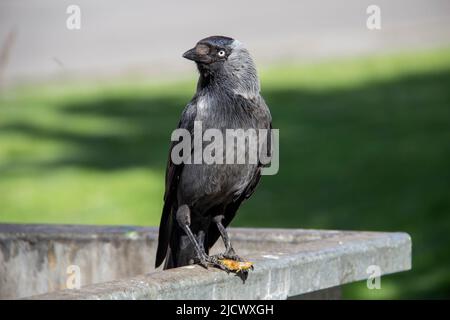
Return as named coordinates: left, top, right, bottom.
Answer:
left=163, top=247, right=174, bottom=269
left=156, top=204, right=202, bottom=270
left=163, top=229, right=197, bottom=269
left=155, top=201, right=173, bottom=268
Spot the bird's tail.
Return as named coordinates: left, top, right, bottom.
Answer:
left=159, top=205, right=202, bottom=270
left=163, top=247, right=174, bottom=269
left=163, top=226, right=200, bottom=269
left=155, top=200, right=174, bottom=268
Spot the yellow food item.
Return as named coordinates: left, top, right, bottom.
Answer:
left=218, top=259, right=254, bottom=272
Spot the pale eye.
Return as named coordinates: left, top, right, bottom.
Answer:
left=218, top=50, right=226, bottom=57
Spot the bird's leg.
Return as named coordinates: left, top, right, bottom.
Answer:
left=176, top=205, right=226, bottom=270
left=197, top=229, right=206, bottom=253
left=213, top=215, right=243, bottom=262
left=176, top=205, right=208, bottom=265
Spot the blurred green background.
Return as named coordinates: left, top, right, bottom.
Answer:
left=1, top=48, right=449, bottom=299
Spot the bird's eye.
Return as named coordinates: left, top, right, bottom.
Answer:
left=218, top=50, right=226, bottom=57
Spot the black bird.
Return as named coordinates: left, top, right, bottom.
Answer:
left=155, top=36, right=272, bottom=270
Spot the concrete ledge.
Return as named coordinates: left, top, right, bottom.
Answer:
left=0, top=224, right=411, bottom=299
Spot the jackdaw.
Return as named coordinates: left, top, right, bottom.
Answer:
left=155, top=36, right=272, bottom=271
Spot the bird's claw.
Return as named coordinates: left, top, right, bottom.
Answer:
left=217, top=248, right=244, bottom=262
left=196, top=251, right=252, bottom=274
left=197, top=254, right=229, bottom=272
left=222, top=253, right=244, bottom=262
left=214, top=254, right=254, bottom=273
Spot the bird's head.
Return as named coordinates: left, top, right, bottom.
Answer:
left=182, top=36, right=236, bottom=65
left=183, top=36, right=260, bottom=96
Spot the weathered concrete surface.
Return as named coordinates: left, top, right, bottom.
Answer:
left=0, top=224, right=157, bottom=299
left=0, top=224, right=411, bottom=299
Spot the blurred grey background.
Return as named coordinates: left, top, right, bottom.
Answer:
left=1, top=0, right=450, bottom=85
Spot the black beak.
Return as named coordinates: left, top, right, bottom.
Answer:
left=182, top=46, right=212, bottom=63
left=182, top=48, right=199, bottom=61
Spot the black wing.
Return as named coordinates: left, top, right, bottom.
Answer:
left=155, top=101, right=197, bottom=268
left=206, top=97, right=273, bottom=251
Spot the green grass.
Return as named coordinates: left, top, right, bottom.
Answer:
left=1, top=48, right=450, bottom=298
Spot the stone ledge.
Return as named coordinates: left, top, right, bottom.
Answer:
left=0, top=224, right=411, bottom=299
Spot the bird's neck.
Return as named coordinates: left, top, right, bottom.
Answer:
left=196, top=66, right=260, bottom=100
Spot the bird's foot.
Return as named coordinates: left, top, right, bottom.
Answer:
left=196, top=252, right=254, bottom=273
left=197, top=254, right=229, bottom=272
left=219, top=247, right=245, bottom=262
left=222, top=252, right=244, bottom=262
left=213, top=253, right=254, bottom=273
